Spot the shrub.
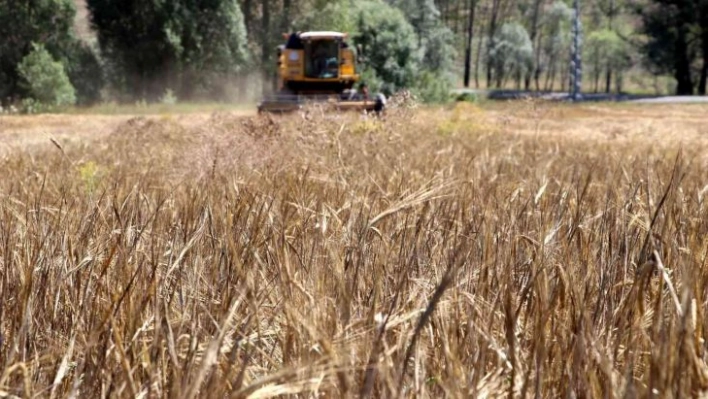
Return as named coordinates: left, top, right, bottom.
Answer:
left=17, top=43, right=76, bottom=109
left=455, top=91, right=478, bottom=103
left=161, top=89, right=178, bottom=105
left=413, top=71, right=453, bottom=104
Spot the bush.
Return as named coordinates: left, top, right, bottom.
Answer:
left=17, top=43, right=76, bottom=109
left=161, top=89, right=178, bottom=105
left=455, top=92, right=478, bottom=103
left=413, top=71, right=453, bottom=103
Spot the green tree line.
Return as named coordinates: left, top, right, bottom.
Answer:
left=0, top=0, right=706, bottom=111
left=437, top=0, right=708, bottom=95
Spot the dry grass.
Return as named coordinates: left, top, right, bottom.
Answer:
left=2, top=101, right=708, bottom=398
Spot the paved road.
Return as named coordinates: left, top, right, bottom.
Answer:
left=628, top=96, right=708, bottom=104
left=452, top=89, right=708, bottom=104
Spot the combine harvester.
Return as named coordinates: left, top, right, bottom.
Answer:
left=257, top=31, right=385, bottom=114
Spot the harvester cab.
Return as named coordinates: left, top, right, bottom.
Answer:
left=257, top=31, right=382, bottom=114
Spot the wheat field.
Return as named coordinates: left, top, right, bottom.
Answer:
left=1, top=101, right=708, bottom=398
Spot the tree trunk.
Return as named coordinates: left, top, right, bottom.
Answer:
left=545, top=51, right=557, bottom=91
left=605, top=67, right=612, bottom=93
left=463, top=0, right=477, bottom=87
left=700, top=62, right=707, bottom=95
left=544, top=60, right=552, bottom=91
left=525, top=0, right=543, bottom=90
left=486, top=0, right=501, bottom=88
left=594, top=55, right=600, bottom=93
left=243, top=0, right=252, bottom=33
left=453, top=0, right=462, bottom=36
left=281, top=0, right=291, bottom=34
left=700, top=2, right=708, bottom=95
left=561, top=64, right=568, bottom=92
left=616, top=71, right=623, bottom=93
left=605, top=0, right=615, bottom=93
left=441, top=0, right=449, bottom=24
left=261, top=0, right=271, bottom=95
left=534, top=31, right=543, bottom=91
left=675, top=25, right=693, bottom=95
left=516, top=70, right=521, bottom=90
left=474, top=8, right=484, bottom=88
left=495, top=59, right=503, bottom=88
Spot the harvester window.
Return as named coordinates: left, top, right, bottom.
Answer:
left=305, top=39, right=340, bottom=79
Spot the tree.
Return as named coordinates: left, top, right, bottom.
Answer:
left=17, top=43, right=76, bottom=108
left=699, top=0, right=708, bottom=95
left=388, top=0, right=442, bottom=46
left=485, top=0, right=504, bottom=88
left=261, top=0, right=272, bottom=95
left=296, top=0, right=358, bottom=32
left=353, top=1, right=422, bottom=92
left=174, top=0, right=250, bottom=99
left=386, top=0, right=457, bottom=96
left=398, top=0, right=456, bottom=70
left=597, top=0, right=622, bottom=92
left=540, top=0, right=572, bottom=91
left=637, top=0, right=699, bottom=95
left=523, top=0, right=545, bottom=90
left=63, top=40, right=105, bottom=106
left=86, top=0, right=249, bottom=101
left=489, top=22, right=534, bottom=88
left=585, top=29, right=631, bottom=93
left=463, top=0, right=478, bottom=88
left=0, top=0, right=77, bottom=104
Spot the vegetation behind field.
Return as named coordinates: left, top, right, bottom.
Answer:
left=1, top=103, right=708, bottom=397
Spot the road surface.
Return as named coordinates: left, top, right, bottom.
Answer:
left=453, top=89, right=708, bottom=104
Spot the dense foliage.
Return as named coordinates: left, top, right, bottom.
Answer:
left=634, top=0, right=708, bottom=95
left=86, top=0, right=249, bottom=102
left=0, top=0, right=79, bottom=104
left=17, top=43, right=77, bottom=109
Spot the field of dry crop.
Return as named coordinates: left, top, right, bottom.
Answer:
left=1, top=101, right=708, bottom=398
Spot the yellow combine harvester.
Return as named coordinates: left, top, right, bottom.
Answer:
left=257, top=31, right=384, bottom=114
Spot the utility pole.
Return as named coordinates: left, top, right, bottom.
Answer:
left=570, top=0, right=583, bottom=101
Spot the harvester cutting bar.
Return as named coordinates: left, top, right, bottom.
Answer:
left=257, top=93, right=377, bottom=114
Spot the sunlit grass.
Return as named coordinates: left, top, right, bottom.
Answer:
left=64, top=101, right=255, bottom=116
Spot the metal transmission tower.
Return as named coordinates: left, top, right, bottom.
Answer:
left=570, top=0, right=583, bottom=101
